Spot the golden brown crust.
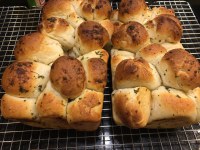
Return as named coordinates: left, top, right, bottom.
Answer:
left=77, top=21, right=109, bottom=54
left=156, top=15, right=182, bottom=41
left=151, top=7, right=175, bottom=16
left=79, top=0, right=111, bottom=20
left=147, top=87, right=197, bottom=128
left=37, top=92, right=67, bottom=118
left=112, top=87, right=151, bottom=128
left=139, top=43, right=166, bottom=56
left=38, top=17, right=75, bottom=50
left=158, top=49, right=200, bottom=91
left=111, top=21, right=150, bottom=53
left=67, top=89, right=103, bottom=131
left=50, top=56, right=86, bottom=98
left=42, top=0, right=71, bottom=19
left=114, top=58, right=151, bottom=87
left=87, top=58, right=107, bottom=92
left=118, top=0, right=147, bottom=22
left=2, top=61, right=50, bottom=98
left=145, top=14, right=182, bottom=43
left=2, top=61, right=34, bottom=96
left=14, top=32, right=63, bottom=64
left=94, top=0, right=111, bottom=20
left=39, top=17, right=70, bottom=34
left=99, top=19, right=114, bottom=39
left=1, top=94, right=37, bottom=120
left=136, top=43, right=167, bottom=65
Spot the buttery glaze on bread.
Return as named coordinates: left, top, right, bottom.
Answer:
left=112, top=87, right=151, bottom=128
left=50, top=56, right=86, bottom=99
left=2, top=61, right=50, bottom=98
left=156, top=49, right=200, bottom=91
left=114, top=58, right=161, bottom=90
left=38, top=17, right=75, bottom=51
left=111, top=0, right=200, bottom=129
left=145, top=14, right=182, bottom=43
left=42, top=0, right=84, bottom=28
left=14, top=32, right=64, bottom=65
left=2, top=0, right=200, bottom=131
left=147, top=86, right=197, bottom=128
left=75, top=0, right=112, bottom=21
left=111, top=47, right=200, bottom=129
left=118, top=0, right=148, bottom=23
left=73, top=21, right=110, bottom=56
left=1, top=49, right=109, bottom=131
left=111, top=21, right=150, bottom=53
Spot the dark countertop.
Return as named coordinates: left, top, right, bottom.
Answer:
left=0, top=0, right=199, bottom=22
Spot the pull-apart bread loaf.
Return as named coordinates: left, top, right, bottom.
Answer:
left=1, top=0, right=200, bottom=130
left=2, top=49, right=109, bottom=131
left=1, top=0, right=112, bottom=131
left=111, top=0, right=200, bottom=128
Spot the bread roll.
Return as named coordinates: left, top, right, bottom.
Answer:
left=98, top=19, right=114, bottom=39
left=14, top=32, right=64, bottom=65
left=111, top=49, right=135, bottom=74
left=73, top=21, right=109, bottom=56
left=145, top=14, right=182, bottom=43
left=2, top=61, right=50, bottom=98
left=78, top=49, right=109, bottom=92
left=136, top=43, right=167, bottom=66
left=111, top=49, right=135, bottom=88
left=67, top=89, right=104, bottom=131
left=147, top=86, right=197, bottom=128
left=150, top=7, right=175, bottom=20
left=42, top=0, right=84, bottom=28
left=156, top=49, right=200, bottom=91
left=112, top=87, right=151, bottom=128
left=36, top=81, right=69, bottom=128
left=1, top=94, right=37, bottom=121
left=111, top=21, right=150, bottom=53
left=114, top=58, right=161, bottom=90
left=78, top=49, right=109, bottom=63
left=118, top=0, right=148, bottom=23
left=74, top=0, right=111, bottom=21
left=39, top=17, right=75, bottom=51
left=50, top=56, right=86, bottom=99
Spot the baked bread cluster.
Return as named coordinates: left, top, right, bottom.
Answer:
left=111, top=0, right=200, bottom=128
left=1, top=0, right=200, bottom=130
left=1, top=0, right=112, bottom=131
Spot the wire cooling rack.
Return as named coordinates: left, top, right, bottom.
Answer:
left=0, top=1, right=200, bottom=149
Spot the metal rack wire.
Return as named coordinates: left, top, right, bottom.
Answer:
left=0, top=1, right=200, bottom=149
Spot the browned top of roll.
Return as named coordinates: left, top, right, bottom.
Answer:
left=156, top=14, right=182, bottom=41
left=15, top=32, right=44, bottom=57
left=146, top=14, right=182, bottom=43
left=77, top=21, right=109, bottom=53
left=140, top=43, right=166, bottom=55
left=162, top=49, right=200, bottom=90
left=50, top=56, right=86, bottom=99
left=42, top=0, right=72, bottom=19
left=2, top=62, right=35, bottom=96
left=119, top=0, right=147, bottom=20
left=80, top=0, right=111, bottom=20
left=87, top=58, right=107, bottom=91
left=115, top=58, right=153, bottom=82
left=39, top=17, right=69, bottom=34
left=111, top=21, right=149, bottom=53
